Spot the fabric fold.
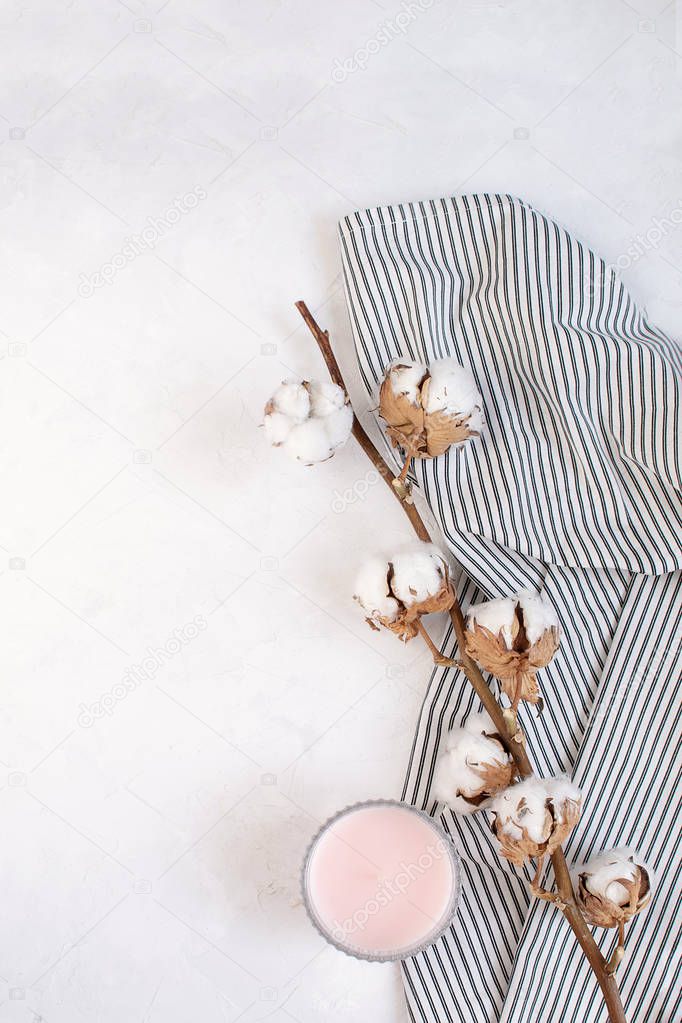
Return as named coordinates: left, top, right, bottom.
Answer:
left=339, top=196, right=681, bottom=576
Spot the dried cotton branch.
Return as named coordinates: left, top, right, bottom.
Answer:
left=292, top=300, right=628, bottom=1023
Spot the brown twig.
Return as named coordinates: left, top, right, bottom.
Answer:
left=397, top=452, right=413, bottom=484
left=392, top=453, right=414, bottom=502
left=607, top=921, right=626, bottom=975
left=295, top=301, right=431, bottom=543
left=295, top=300, right=626, bottom=1023
left=530, top=857, right=566, bottom=908
left=415, top=619, right=457, bottom=667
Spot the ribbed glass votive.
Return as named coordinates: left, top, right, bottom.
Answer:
left=301, top=799, right=461, bottom=962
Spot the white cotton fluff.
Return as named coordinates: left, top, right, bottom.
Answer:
left=463, top=710, right=498, bottom=736
left=579, top=849, right=643, bottom=906
left=433, top=714, right=508, bottom=814
left=423, top=359, right=482, bottom=419
left=433, top=732, right=498, bottom=813
left=491, top=776, right=552, bottom=844
left=282, top=419, right=335, bottom=464
left=467, top=590, right=559, bottom=648
left=308, top=379, right=346, bottom=417
left=517, top=590, right=560, bottom=645
left=263, top=411, right=294, bottom=446
left=544, top=774, right=581, bottom=821
left=264, top=379, right=352, bottom=465
left=387, top=359, right=427, bottom=403
left=467, top=596, right=518, bottom=648
left=390, top=543, right=448, bottom=606
left=354, top=557, right=400, bottom=622
left=323, top=405, right=354, bottom=449
left=458, top=404, right=485, bottom=437
left=270, top=380, right=310, bottom=422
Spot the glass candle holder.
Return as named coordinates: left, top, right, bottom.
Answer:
left=301, top=799, right=461, bottom=962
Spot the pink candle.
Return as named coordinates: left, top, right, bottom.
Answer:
left=302, top=800, right=460, bottom=961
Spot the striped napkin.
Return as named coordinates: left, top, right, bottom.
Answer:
left=339, top=195, right=681, bottom=1023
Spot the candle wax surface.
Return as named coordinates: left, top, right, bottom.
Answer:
left=306, top=804, right=456, bottom=956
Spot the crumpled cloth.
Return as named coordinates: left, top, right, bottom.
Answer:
left=339, top=194, right=681, bottom=1023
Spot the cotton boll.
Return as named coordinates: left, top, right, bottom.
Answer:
left=271, top=380, right=310, bottom=422
left=434, top=723, right=512, bottom=813
left=283, top=420, right=334, bottom=464
left=575, top=847, right=652, bottom=929
left=354, top=557, right=400, bottom=622
left=491, top=774, right=582, bottom=865
left=467, top=596, right=517, bottom=648
left=465, top=591, right=560, bottom=710
left=354, top=543, right=454, bottom=643
left=308, top=380, right=346, bottom=417
left=390, top=543, right=447, bottom=606
left=423, top=359, right=481, bottom=417
left=323, top=403, right=353, bottom=450
left=433, top=731, right=495, bottom=813
left=263, top=411, right=294, bottom=446
left=379, top=357, right=483, bottom=460
left=264, top=378, right=352, bottom=464
left=387, top=360, right=427, bottom=403
left=518, top=590, right=560, bottom=645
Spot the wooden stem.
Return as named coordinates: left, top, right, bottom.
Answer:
left=295, top=302, right=430, bottom=542
left=295, top=300, right=626, bottom=1023
left=415, top=619, right=457, bottom=667
left=511, top=673, right=523, bottom=714
left=531, top=857, right=565, bottom=907
left=397, top=453, right=413, bottom=483
left=607, top=921, right=626, bottom=975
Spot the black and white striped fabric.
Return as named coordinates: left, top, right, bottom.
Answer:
left=338, top=195, right=682, bottom=1023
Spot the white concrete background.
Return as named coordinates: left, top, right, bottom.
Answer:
left=0, top=1, right=680, bottom=1021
